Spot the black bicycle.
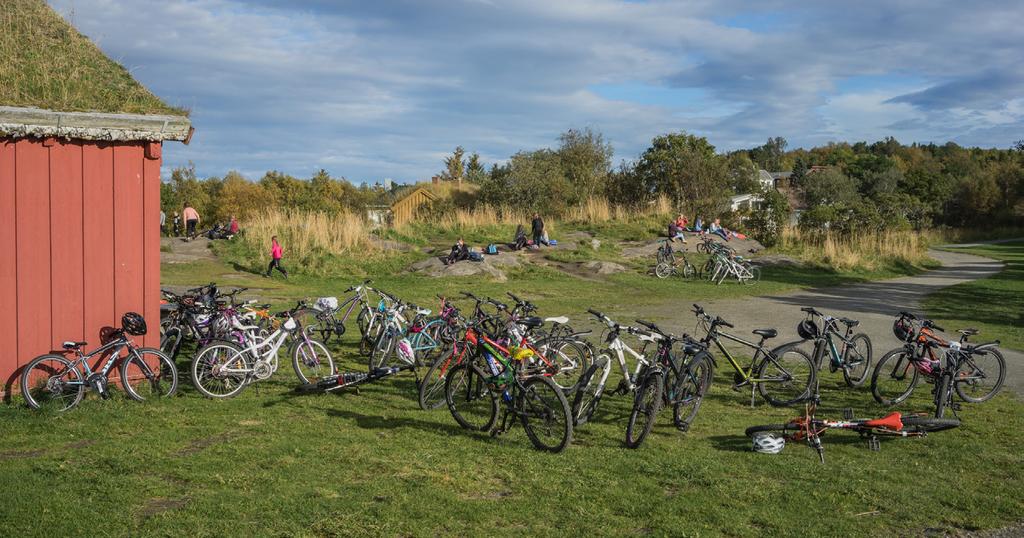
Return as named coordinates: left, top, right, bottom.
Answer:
left=932, top=329, right=1006, bottom=418
left=796, top=307, right=873, bottom=388
left=625, top=320, right=713, bottom=449
left=21, top=313, right=177, bottom=411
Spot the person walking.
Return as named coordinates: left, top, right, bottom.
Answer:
left=530, top=213, right=545, bottom=247
left=172, top=211, right=181, bottom=236
left=159, top=209, right=166, bottom=236
left=266, top=236, right=288, bottom=278
left=182, top=203, right=200, bottom=240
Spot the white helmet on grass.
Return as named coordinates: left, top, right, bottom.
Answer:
left=752, top=432, right=785, bottom=454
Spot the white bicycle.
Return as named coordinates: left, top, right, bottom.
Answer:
left=571, top=309, right=660, bottom=426
left=190, top=309, right=334, bottom=398
left=704, top=250, right=760, bottom=285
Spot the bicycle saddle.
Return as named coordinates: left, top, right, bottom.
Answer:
left=864, top=412, right=903, bottom=432
left=752, top=329, right=777, bottom=339
left=839, top=317, right=860, bottom=327
left=545, top=316, right=569, bottom=325
left=519, top=316, right=544, bottom=328
left=62, top=341, right=87, bottom=350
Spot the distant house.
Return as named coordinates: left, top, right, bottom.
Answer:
left=0, top=1, right=192, bottom=394
left=390, top=186, right=438, bottom=226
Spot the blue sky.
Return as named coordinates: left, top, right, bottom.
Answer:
left=49, top=0, right=1024, bottom=183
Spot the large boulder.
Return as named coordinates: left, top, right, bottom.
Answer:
left=581, top=260, right=627, bottom=274
left=408, top=256, right=508, bottom=282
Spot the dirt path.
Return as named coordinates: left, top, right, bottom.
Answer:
left=161, top=236, right=217, bottom=264
left=641, top=247, right=1022, bottom=396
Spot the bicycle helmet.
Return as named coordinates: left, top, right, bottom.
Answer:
left=797, top=319, right=819, bottom=340
left=121, top=312, right=148, bottom=335
left=892, top=318, right=915, bottom=342
left=752, top=432, right=785, bottom=454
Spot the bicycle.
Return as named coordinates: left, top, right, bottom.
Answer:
left=796, top=307, right=873, bottom=388
left=21, top=313, right=177, bottom=411
left=190, top=308, right=334, bottom=398
left=623, top=319, right=713, bottom=448
left=444, top=318, right=573, bottom=452
left=745, top=404, right=960, bottom=463
left=871, top=312, right=1005, bottom=416
left=572, top=309, right=663, bottom=427
left=654, top=241, right=697, bottom=279
left=292, top=280, right=378, bottom=344
left=702, top=247, right=760, bottom=285
left=693, top=304, right=815, bottom=406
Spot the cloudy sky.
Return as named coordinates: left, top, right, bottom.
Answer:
left=50, top=0, right=1024, bottom=183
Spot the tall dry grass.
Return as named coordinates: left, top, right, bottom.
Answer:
left=778, top=227, right=930, bottom=271
left=241, top=209, right=375, bottom=259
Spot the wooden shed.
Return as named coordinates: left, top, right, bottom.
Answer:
left=0, top=0, right=192, bottom=397
left=390, top=186, right=438, bottom=226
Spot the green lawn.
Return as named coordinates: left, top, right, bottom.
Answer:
left=2, top=252, right=1022, bottom=536
left=925, top=241, right=1024, bottom=351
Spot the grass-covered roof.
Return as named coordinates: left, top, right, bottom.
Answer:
left=0, top=0, right=186, bottom=116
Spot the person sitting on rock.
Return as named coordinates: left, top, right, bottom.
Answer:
left=512, top=224, right=528, bottom=251
left=444, top=238, right=470, bottom=265
left=709, top=218, right=731, bottom=241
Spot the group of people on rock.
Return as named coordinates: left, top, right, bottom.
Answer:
left=667, top=214, right=739, bottom=243
left=159, top=203, right=240, bottom=241
left=443, top=212, right=550, bottom=266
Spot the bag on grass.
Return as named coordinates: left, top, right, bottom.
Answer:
left=486, top=244, right=498, bottom=255
left=469, top=251, right=484, bottom=262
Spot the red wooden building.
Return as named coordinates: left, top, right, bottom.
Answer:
left=0, top=1, right=192, bottom=397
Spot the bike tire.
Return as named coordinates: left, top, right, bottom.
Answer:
left=20, top=354, right=85, bottom=411
left=369, top=331, right=395, bottom=371
left=672, top=356, right=713, bottom=431
left=419, top=350, right=458, bottom=410
left=625, top=370, right=664, bottom=449
left=757, top=344, right=815, bottom=406
left=841, top=333, right=873, bottom=387
left=901, top=416, right=960, bottom=433
left=519, top=376, right=573, bottom=453
left=955, top=348, right=1006, bottom=403
left=742, top=265, right=760, bottom=286
left=655, top=263, right=672, bottom=279
left=572, top=355, right=610, bottom=427
left=291, top=339, right=336, bottom=384
left=120, top=348, right=179, bottom=401
left=160, top=326, right=184, bottom=361
left=870, top=348, right=920, bottom=406
left=682, top=263, right=697, bottom=279
left=445, top=362, right=498, bottom=431
left=935, top=373, right=952, bottom=418
left=191, top=341, right=250, bottom=399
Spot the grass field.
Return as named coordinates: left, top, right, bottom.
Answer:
left=925, top=241, right=1024, bottom=351
left=1, top=243, right=1021, bottom=536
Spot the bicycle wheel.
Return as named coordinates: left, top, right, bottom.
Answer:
left=445, top=362, right=498, bottom=431
left=160, top=325, right=185, bottom=361
left=572, top=354, right=610, bottom=427
left=700, top=259, right=716, bottom=281
left=955, top=348, right=1005, bottom=403
left=672, top=356, right=713, bottom=431
left=519, top=376, right=573, bottom=452
left=682, top=263, right=697, bottom=279
left=935, top=373, right=951, bottom=418
left=360, top=315, right=384, bottom=355
left=368, top=330, right=395, bottom=371
left=191, top=341, right=250, bottom=399
left=841, top=333, right=872, bottom=387
left=742, top=265, right=760, bottom=286
left=870, top=349, right=919, bottom=406
left=756, top=345, right=815, bottom=406
left=901, top=416, right=960, bottom=433
left=419, top=350, right=459, bottom=410
left=655, top=263, right=672, bottom=279
left=356, top=306, right=371, bottom=337
left=414, top=321, right=445, bottom=367
left=291, top=338, right=335, bottom=384
left=120, top=348, right=179, bottom=401
left=20, top=354, right=85, bottom=411
left=534, top=338, right=590, bottom=393
left=625, top=370, right=663, bottom=449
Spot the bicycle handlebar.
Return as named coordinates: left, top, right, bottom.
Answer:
left=715, top=317, right=734, bottom=329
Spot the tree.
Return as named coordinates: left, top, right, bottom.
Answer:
left=633, top=132, right=729, bottom=217
left=442, top=146, right=466, bottom=182
left=801, top=167, right=858, bottom=207
left=557, top=128, right=613, bottom=200
left=749, top=136, right=788, bottom=171
left=466, top=152, right=487, bottom=183
left=791, top=157, right=808, bottom=187
left=725, top=152, right=761, bottom=194
left=746, top=189, right=790, bottom=246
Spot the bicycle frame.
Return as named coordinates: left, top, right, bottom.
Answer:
left=64, top=338, right=137, bottom=386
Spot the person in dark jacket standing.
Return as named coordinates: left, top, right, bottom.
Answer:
left=531, top=213, right=545, bottom=247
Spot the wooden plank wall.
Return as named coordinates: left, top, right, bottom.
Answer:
left=0, top=138, right=163, bottom=398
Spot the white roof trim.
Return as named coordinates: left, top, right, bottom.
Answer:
left=0, top=106, right=191, bottom=142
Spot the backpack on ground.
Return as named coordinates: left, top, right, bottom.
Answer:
left=469, top=251, right=484, bottom=262
left=486, top=244, right=498, bottom=255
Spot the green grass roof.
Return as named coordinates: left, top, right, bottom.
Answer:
left=0, top=0, right=186, bottom=116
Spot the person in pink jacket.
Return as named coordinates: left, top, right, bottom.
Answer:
left=266, top=236, right=288, bottom=278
